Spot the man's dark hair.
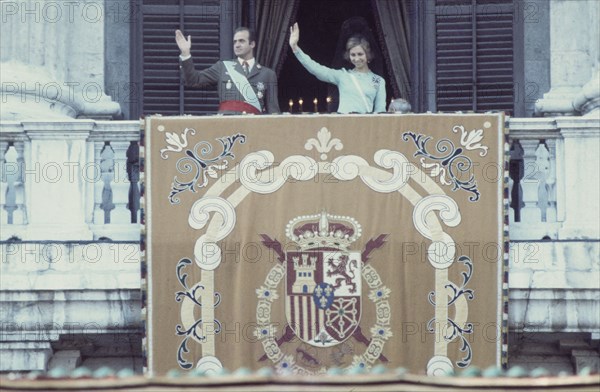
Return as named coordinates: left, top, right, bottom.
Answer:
left=234, top=27, right=256, bottom=44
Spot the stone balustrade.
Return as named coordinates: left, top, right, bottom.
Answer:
left=3, top=117, right=598, bottom=241
left=507, top=117, right=600, bottom=241
left=0, top=120, right=140, bottom=241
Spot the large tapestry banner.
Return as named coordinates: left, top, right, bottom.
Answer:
left=142, top=114, right=507, bottom=376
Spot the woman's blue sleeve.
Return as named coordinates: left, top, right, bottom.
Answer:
left=294, top=48, right=341, bottom=85
left=374, top=77, right=387, bottom=113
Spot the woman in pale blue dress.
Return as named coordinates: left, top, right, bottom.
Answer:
left=289, top=23, right=386, bottom=114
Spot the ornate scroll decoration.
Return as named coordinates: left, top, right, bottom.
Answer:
left=188, top=197, right=237, bottom=271
left=428, top=256, right=475, bottom=368
left=331, top=150, right=411, bottom=192
left=403, top=131, right=481, bottom=201
left=413, top=195, right=461, bottom=270
left=239, top=152, right=318, bottom=194
left=174, top=257, right=222, bottom=369
left=160, top=129, right=246, bottom=204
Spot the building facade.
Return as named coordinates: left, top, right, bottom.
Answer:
left=0, top=0, right=599, bottom=374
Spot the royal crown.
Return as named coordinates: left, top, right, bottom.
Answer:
left=285, top=211, right=362, bottom=251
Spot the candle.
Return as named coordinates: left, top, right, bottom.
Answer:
left=313, top=98, right=318, bottom=113
left=326, top=96, right=332, bottom=113
left=288, top=99, right=293, bottom=113
left=298, top=98, right=304, bottom=113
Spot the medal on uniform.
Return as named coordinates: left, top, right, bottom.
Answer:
left=226, top=79, right=232, bottom=90
left=257, top=82, right=265, bottom=99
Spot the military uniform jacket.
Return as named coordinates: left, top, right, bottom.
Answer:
left=181, top=57, right=280, bottom=114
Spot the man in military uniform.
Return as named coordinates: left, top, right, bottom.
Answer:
left=175, top=27, right=280, bottom=114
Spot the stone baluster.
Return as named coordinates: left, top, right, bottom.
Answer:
left=547, top=139, right=565, bottom=222
left=519, top=139, right=543, bottom=223
left=127, top=141, right=140, bottom=223
left=0, top=137, right=29, bottom=231
left=3, top=145, right=18, bottom=225
left=110, top=141, right=132, bottom=224
left=12, top=141, right=27, bottom=225
left=84, top=138, right=95, bottom=226
left=509, top=140, right=524, bottom=222
left=507, top=169, right=514, bottom=223
left=88, top=121, right=140, bottom=239
left=93, top=141, right=105, bottom=225
left=0, top=142, right=8, bottom=225
left=545, top=139, right=558, bottom=223
left=99, top=142, right=115, bottom=224
left=534, top=142, right=551, bottom=222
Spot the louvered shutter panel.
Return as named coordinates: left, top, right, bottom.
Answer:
left=140, top=1, right=220, bottom=116
left=434, top=0, right=516, bottom=114
left=435, top=3, right=474, bottom=112
left=142, top=12, right=181, bottom=116
left=182, top=14, right=220, bottom=114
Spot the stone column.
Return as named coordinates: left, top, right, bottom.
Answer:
left=21, top=121, right=95, bottom=240
left=535, top=0, right=600, bottom=115
left=573, top=69, right=600, bottom=116
left=0, top=0, right=120, bottom=120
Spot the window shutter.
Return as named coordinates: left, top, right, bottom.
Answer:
left=181, top=14, right=220, bottom=114
left=137, top=1, right=221, bottom=116
left=432, top=0, right=518, bottom=114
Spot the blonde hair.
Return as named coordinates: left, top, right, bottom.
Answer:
left=343, top=35, right=373, bottom=62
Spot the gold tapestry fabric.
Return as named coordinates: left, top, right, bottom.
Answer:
left=143, top=114, right=507, bottom=376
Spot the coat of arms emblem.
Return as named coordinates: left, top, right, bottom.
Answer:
left=285, top=212, right=362, bottom=346
left=256, top=211, right=391, bottom=373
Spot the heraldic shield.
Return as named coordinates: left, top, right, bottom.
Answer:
left=284, top=212, right=362, bottom=347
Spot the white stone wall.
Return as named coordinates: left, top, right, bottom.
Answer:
left=0, top=242, right=141, bottom=372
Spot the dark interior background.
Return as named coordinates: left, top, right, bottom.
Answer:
left=277, top=0, right=394, bottom=113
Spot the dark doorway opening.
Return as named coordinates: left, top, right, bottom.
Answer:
left=278, top=0, right=394, bottom=113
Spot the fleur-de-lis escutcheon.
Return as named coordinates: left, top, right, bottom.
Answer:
left=160, top=128, right=195, bottom=158
left=452, top=125, right=488, bottom=156
left=304, top=127, right=343, bottom=160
